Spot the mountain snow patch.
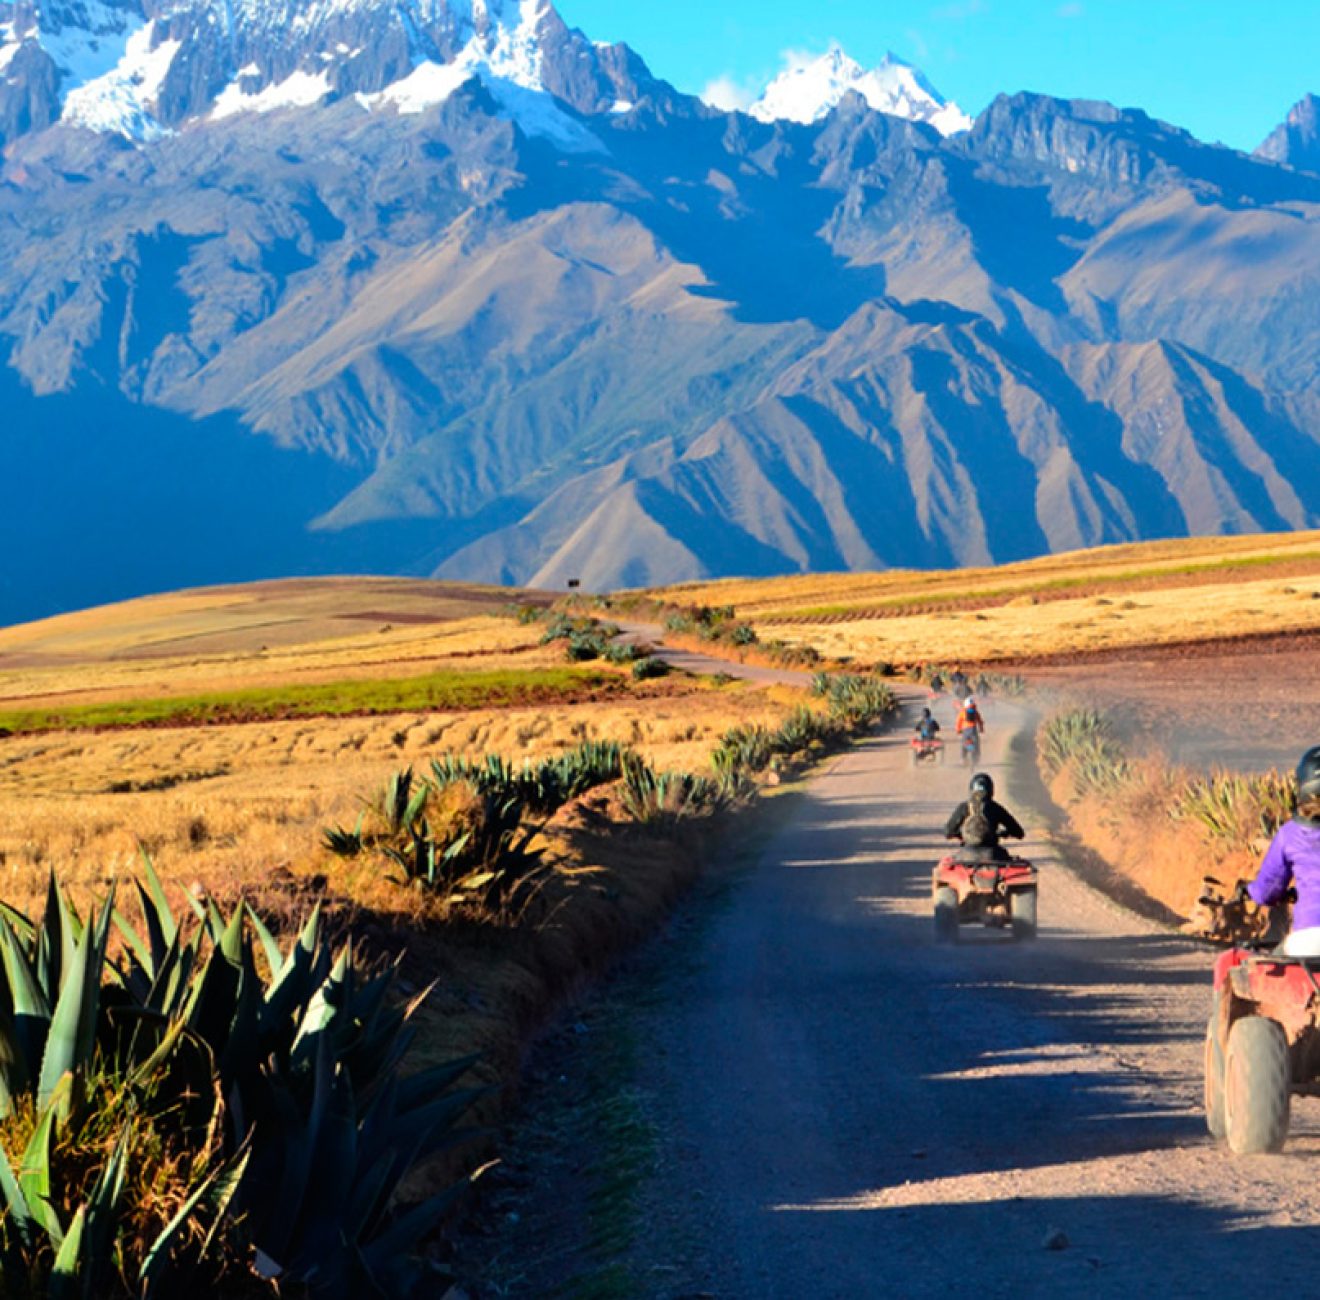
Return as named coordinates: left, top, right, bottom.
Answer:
left=361, top=0, right=601, bottom=152
left=61, top=21, right=180, bottom=140
left=747, top=46, right=972, bottom=136
left=213, top=68, right=332, bottom=117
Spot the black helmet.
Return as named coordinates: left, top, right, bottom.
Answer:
left=970, top=773, right=994, bottom=799
left=1296, top=747, right=1320, bottom=802
left=921, top=707, right=932, bottom=719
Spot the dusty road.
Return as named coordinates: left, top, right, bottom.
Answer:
left=595, top=690, right=1320, bottom=1297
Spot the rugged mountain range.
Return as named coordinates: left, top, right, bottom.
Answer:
left=1256, top=93, right=1320, bottom=173
left=0, top=0, right=1318, bottom=620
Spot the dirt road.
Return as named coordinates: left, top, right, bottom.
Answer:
left=580, top=690, right=1320, bottom=1297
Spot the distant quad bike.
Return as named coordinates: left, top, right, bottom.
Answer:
left=932, top=853, right=1039, bottom=942
left=910, top=737, right=945, bottom=768
left=1204, top=943, right=1320, bottom=1155
left=959, top=730, right=983, bottom=766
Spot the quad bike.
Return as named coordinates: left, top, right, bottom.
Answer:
left=932, top=851, right=1038, bottom=942
left=959, top=730, right=983, bottom=766
left=1204, top=936, right=1320, bottom=1156
left=910, top=737, right=945, bottom=768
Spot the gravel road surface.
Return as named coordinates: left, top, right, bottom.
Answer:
left=622, top=689, right=1320, bottom=1298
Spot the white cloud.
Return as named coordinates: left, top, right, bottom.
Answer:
left=700, top=74, right=757, bottom=112
left=779, top=46, right=826, bottom=76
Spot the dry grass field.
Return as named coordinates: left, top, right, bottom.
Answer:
left=0, top=577, right=803, bottom=919
left=0, top=577, right=555, bottom=710
left=0, top=682, right=795, bottom=916
left=650, top=530, right=1320, bottom=664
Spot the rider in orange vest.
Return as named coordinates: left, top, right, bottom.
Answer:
left=955, top=696, right=984, bottom=736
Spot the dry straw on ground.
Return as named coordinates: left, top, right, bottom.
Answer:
left=649, top=530, right=1320, bottom=663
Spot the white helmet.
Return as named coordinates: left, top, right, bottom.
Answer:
left=964, top=696, right=977, bottom=709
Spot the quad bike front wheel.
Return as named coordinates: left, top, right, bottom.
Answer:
left=1224, top=1015, right=1290, bottom=1155
left=933, top=886, right=959, bottom=944
left=1009, top=887, right=1038, bottom=941
left=1204, top=991, right=1227, bottom=1140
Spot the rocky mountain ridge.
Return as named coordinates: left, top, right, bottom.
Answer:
left=0, top=0, right=1318, bottom=620
left=1256, top=93, right=1320, bottom=173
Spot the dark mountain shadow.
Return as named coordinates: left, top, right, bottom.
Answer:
left=942, top=158, right=1091, bottom=315
left=507, top=107, right=894, bottom=330
left=775, top=393, right=951, bottom=569
left=1188, top=350, right=1320, bottom=519
left=629, top=476, right=814, bottom=576
left=907, top=342, right=1054, bottom=562
left=0, top=369, right=442, bottom=625
left=1155, top=347, right=1297, bottom=531
left=991, top=330, right=1189, bottom=539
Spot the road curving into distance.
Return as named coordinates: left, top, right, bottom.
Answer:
left=616, top=683, right=1320, bottom=1298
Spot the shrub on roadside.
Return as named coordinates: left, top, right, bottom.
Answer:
left=0, top=862, right=480, bottom=1299
left=630, top=656, right=670, bottom=681
left=326, top=743, right=629, bottom=906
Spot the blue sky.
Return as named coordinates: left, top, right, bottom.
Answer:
left=555, top=1, right=1318, bottom=152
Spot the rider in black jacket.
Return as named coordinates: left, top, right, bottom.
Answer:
left=945, top=773, right=1025, bottom=863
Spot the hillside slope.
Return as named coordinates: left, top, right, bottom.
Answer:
left=1, top=0, right=1319, bottom=618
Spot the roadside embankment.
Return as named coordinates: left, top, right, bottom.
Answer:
left=1035, top=707, right=1291, bottom=923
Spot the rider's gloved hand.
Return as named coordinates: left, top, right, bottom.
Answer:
left=1233, top=880, right=1251, bottom=905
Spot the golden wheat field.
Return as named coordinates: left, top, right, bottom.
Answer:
left=0, top=576, right=802, bottom=917
left=650, top=530, right=1320, bottom=662
left=0, top=578, right=554, bottom=709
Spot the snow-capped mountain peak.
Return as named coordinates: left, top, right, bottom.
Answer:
left=748, top=45, right=971, bottom=136
left=0, top=0, right=636, bottom=145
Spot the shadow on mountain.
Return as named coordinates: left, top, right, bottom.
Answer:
left=509, top=109, right=892, bottom=330
left=908, top=345, right=1054, bottom=561
left=996, top=334, right=1189, bottom=539
left=943, top=160, right=1090, bottom=315
left=1191, top=350, right=1320, bottom=518
left=0, top=371, right=427, bottom=625
left=629, top=477, right=806, bottom=577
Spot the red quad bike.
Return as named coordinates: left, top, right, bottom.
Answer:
left=910, top=737, right=945, bottom=768
left=1204, top=945, right=1320, bottom=1154
left=932, top=852, right=1039, bottom=942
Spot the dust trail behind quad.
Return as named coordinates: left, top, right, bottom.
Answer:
left=622, top=689, right=1320, bottom=1298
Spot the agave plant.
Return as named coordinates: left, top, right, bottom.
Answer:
left=620, top=753, right=721, bottom=829
left=0, top=860, right=484, bottom=1299
left=333, top=744, right=629, bottom=906
left=1177, top=769, right=1295, bottom=845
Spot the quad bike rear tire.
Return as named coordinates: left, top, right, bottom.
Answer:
left=910, top=748, right=919, bottom=769
left=1225, top=1015, right=1290, bottom=1155
left=1204, top=990, right=1227, bottom=1140
left=933, top=886, right=959, bottom=944
left=1009, top=887, right=1038, bottom=941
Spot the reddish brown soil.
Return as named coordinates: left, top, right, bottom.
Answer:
left=998, top=632, right=1320, bottom=771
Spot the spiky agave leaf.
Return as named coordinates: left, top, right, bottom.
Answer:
left=139, top=1144, right=251, bottom=1299
left=37, top=898, right=111, bottom=1120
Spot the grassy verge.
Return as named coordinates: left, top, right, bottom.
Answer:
left=0, top=665, right=618, bottom=734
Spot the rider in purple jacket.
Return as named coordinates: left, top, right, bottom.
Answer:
left=1248, top=746, right=1320, bottom=953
